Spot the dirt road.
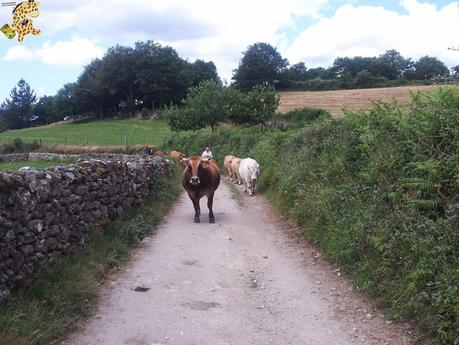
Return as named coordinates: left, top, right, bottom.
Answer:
left=64, top=182, right=414, bottom=345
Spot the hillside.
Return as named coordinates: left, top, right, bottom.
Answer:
left=0, top=119, right=171, bottom=146
left=278, top=84, right=443, bottom=117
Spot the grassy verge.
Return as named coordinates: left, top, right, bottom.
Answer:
left=0, top=169, right=182, bottom=345
left=0, top=159, right=78, bottom=171
left=223, top=180, right=246, bottom=208
left=164, top=88, right=458, bottom=344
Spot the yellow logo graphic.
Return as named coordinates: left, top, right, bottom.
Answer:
left=1, top=0, right=41, bottom=42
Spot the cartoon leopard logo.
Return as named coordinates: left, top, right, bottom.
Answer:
left=1, top=0, right=41, bottom=42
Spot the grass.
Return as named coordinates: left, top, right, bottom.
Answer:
left=0, top=168, right=182, bottom=345
left=223, top=180, right=246, bottom=208
left=0, top=159, right=78, bottom=171
left=0, top=119, right=172, bottom=146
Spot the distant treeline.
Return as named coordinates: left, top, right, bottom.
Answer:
left=232, top=43, right=459, bottom=91
left=278, top=51, right=457, bottom=90
left=1, top=41, right=459, bottom=131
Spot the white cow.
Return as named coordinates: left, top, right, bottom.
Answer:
left=239, top=158, right=260, bottom=196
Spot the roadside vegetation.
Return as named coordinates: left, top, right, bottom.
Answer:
left=0, top=168, right=182, bottom=345
left=164, top=87, right=459, bottom=344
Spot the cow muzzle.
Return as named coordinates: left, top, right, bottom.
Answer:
left=190, top=176, right=200, bottom=185
left=251, top=177, right=257, bottom=183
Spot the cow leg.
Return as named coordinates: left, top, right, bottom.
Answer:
left=191, top=198, right=201, bottom=223
left=243, top=180, right=248, bottom=193
left=207, top=193, right=215, bottom=224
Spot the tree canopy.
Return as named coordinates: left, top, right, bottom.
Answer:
left=165, top=81, right=279, bottom=132
left=0, top=79, right=37, bottom=130
left=232, top=42, right=288, bottom=91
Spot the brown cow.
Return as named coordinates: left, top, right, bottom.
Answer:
left=170, top=150, right=185, bottom=161
left=224, top=155, right=235, bottom=181
left=230, top=157, right=242, bottom=184
left=154, top=150, right=167, bottom=157
left=182, top=156, right=220, bottom=223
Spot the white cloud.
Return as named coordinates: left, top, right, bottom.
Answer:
left=4, top=37, right=104, bottom=67
left=35, top=0, right=330, bottom=79
left=285, top=1, right=459, bottom=68
left=5, top=0, right=459, bottom=83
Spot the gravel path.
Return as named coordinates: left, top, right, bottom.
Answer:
left=64, top=182, right=414, bottom=345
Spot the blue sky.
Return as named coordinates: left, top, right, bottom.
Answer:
left=1, top=0, right=458, bottom=103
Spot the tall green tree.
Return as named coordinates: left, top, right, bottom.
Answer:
left=98, top=45, right=138, bottom=116
left=191, top=59, right=220, bottom=86
left=411, top=56, right=450, bottom=79
left=134, top=41, right=194, bottom=109
left=377, top=49, right=413, bottom=79
left=233, top=42, right=288, bottom=91
left=0, top=79, right=37, bottom=129
left=165, top=82, right=279, bottom=132
left=53, top=83, right=78, bottom=119
left=33, top=95, right=56, bottom=125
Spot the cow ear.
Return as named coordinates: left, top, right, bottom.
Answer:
left=181, top=158, right=190, bottom=166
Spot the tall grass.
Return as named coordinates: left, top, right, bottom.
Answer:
left=164, top=87, right=459, bottom=344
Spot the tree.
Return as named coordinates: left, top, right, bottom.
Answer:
left=33, top=95, right=56, bottom=125
left=165, top=82, right=280, bottom=132
left=377, top=49, right=413, bottom=79
left=53, top=83, right=78, bottom=119
left=0, top=79, right=37, bottom=129
left=412, top=56, right=450, bottom=79
left=304, top=67, right=334, bottom=80
left=165, top=80, right=225, bottom=132
left=284, top=62, right=308, bottom=81
left=244, top=85, right=279, bottom=125
left=191, top=60, right=219, bottom=86
left=232, top=42, right=288, bottom=91
left=98, top=45, right=138, bottom=116
left=73, top=58, right=114, bottom=118
left=451, top=65, right=459, bottom=78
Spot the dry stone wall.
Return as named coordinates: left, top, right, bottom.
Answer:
left=0, top=156, right=172, bottom=303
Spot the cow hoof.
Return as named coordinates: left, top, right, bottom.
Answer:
left=194, top=218, right=201, bottom=223
left=209, top=218, right=215, bottom=224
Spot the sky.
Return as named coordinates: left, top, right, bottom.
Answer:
left=0, top=0, right=459, bottom=102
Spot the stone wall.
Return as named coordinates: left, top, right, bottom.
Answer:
left=0, top=157, right=173, bottom=303
left=0, top=153, right=30, bottom=163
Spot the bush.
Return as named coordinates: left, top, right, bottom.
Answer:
left=164, top=87, right=459, bottom=344
left=0, top=138, right=41, bottom=154
left=274, top=107, right=332, bottom=127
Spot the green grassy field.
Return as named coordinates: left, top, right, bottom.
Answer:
left=0, top=159, right=77, bottom=171
left=0, top=119, right=171, bottom=146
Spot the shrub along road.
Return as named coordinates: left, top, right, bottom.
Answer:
left=64, top=182, right=414, bottom=345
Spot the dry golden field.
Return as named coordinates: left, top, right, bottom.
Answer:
left=278, top=85, right=443, bottom=117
